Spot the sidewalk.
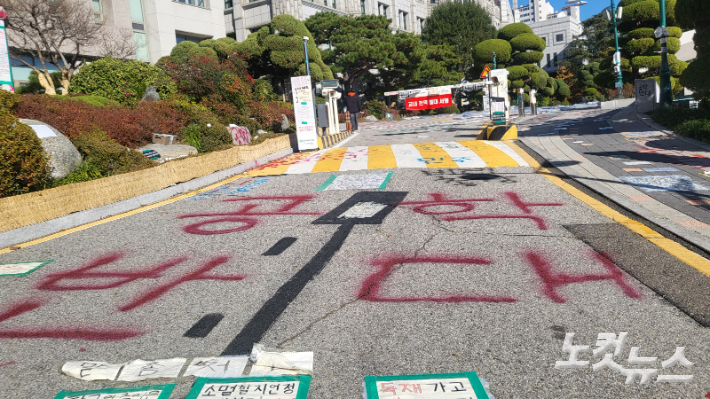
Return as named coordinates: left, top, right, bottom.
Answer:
left=519, top=105, right=710, bottom=255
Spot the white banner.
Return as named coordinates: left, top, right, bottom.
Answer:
left=290, top=75, right=318, bottom=151
left=0, top=20, right=13, bottom=86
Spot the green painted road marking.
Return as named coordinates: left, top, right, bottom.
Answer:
left=0, top=260, right=53, bottom=276
left=54, top=384, right=175, bottom=399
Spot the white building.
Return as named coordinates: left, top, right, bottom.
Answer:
left=503, top=1, right=583, bottom=73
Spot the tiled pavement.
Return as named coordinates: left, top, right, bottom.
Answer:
left=519, top=105, right=710, bottom=253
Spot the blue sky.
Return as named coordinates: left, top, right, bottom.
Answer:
left=516, top=0, right=608, bottom=21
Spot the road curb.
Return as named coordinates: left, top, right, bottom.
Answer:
left=0, top=148, right=293, bottom=251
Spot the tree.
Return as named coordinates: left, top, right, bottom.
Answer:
left=4, top=0, right=135, bottom=95
left=305, top=13, right=419, bottom=90
left=421, top=0, right=497, bottom=75
left=676, top=0, right=710, bottom=102
left=595, top=0, right=687, bottom=93
left=240, top=15, right=333, bottom=82
left=472, top=24, right=554, bottom=104
left=563, top=12, right=612, bottom=98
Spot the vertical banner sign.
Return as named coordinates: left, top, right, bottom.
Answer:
left=491, top=97, right=506, bottom=125
left=290, top=75, right=318, bottom=151
left=0, top=20, right=14, bottom=89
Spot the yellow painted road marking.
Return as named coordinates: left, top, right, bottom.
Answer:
left=457, top=140, right=519, bottom=167
left=507, top=141, right=710, bottom=277
left=367, top=145, right=398, bottom=170
left=0, top=173, right=249, bottom=255
left=412, top=142, right=459, bottom=168
left=311, top=147, right=348, bottom=173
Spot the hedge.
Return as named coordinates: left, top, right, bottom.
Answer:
left=628, top=28, right=655, bottom=39
left=510, top=33, right=546, bottom=52
left=652, top=37, right=681, bottom=54
left=626, top=38, right=656, bottom=55
left=506, top=65, right=529, bottom=80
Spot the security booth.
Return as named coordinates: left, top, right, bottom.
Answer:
left=316, top=79, right=342, bottom=135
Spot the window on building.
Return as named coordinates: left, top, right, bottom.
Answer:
left=176, top=33, right=205, bottom=44
left=332, top=0, right=336, bottom=8
left=225, top=0, right=233, bottom=8
left=556, top=33, right=564, bottom=42
left=378, top=3, right=389, bottom=17
left=360, top=0, right=365, bottom=14
left=133, top=32, right=149, bottom=62
left=173, top=0, right=206, bottom=8
left=92, top=0, right=103, bottom=22
left=541, top=36, right=546, bottom=44
left=129, top=0, right=144, bottom=23
left=546, top=53, right=551, bottom=68
left=399, top=11, right=408, bottom=30
left=553, top=52, right=558, bottom=66
left=417, top=17, right=424, bottom=34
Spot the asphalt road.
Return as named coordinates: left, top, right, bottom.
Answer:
left=1, top=111, right=710, bottom=398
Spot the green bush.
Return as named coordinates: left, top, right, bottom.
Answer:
left=435, top=105, right=460, bottom=114
left=0, top=111, right=50, bottom=197
left=473, top=39, right=512, bottom=64
left=69, top=57, right=177, bottom=106
left=649, top=105, right=710, bottom=129
left=623, top=0, right=660, bottom=27
left=70, top=130, right=154, bottom=178
left=0, top=90, right=20, bottom=112
left=513, top=51, right=544, bottom=64
left=506, top=65, right=529, bottom=80
left=252, top=79, right=278, bottom=102
left=556, top=79, right=571, bottom=97
left=64, top=95, right=118, bottom=107
left=652, top=37, right=681, bottom=54
left=628, top=27, right=655, bottom=39
left=675, top=119, right=710, bottom=140
left=626, top=38, right=656, bottom=55
left=667, top=26, right=683, bottom=38
left=510, top=33, right=546, bottom=52
left=364, top=99, right=388, bottom=119
left=497, top=23, right=533, bottom=41
left=170, top=102, right=232, bottom=152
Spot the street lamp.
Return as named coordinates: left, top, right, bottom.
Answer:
left=302, top=36, right=311, bottom=77
left=492, top=52, right=497, bottom=70
left=658, top=0, right=672, bottom=106
left=607, top=0, right=624, bottom=99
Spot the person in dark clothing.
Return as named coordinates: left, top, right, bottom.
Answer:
left=344, top=92, right=363, bottom=131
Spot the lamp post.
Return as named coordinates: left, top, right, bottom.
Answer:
left=492, top=52, right=497, bottom=70
left=609, top=0, right=624, bottom=99
left=658, top=0, right=673, bottom=106
left=302, top=36, right=311, bottom=77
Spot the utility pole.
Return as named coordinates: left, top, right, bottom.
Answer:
left=658, top=0, right=673, bottom=106
left=609, top=0, right=624, bottom=99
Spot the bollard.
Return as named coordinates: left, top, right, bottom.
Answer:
left=345, top=111, right=352, bottom=133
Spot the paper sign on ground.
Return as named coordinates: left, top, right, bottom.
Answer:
left=364, top=372, right=489, bottom=399
left=117, top=358, right=186, bottom=381
left=249, top=349, right=313, bottom=376
left=29, top=124, right=57, bottom=138
left=184, top=356, right=248, bottom=378
left=338, top=202, right=388, bottom=219
left=62, top=361, right=124, bottom=381
left=0, top=260, right=52, bottom=276
left=54, top=384, right=175, bottom=399
left=186, top=376, right=311, bottom=399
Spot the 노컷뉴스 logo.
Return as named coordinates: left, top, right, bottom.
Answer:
left=555, top=332, right=693, bottom=384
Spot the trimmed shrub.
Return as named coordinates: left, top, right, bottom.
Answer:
left=510, top=33, right=546, bottom=52
left=628, top=27, right=655, bottom=39
left=69, top=57, right=177, bottom=106
left=169, top=102, right=231, bottom=152
left=623, top=1, right=660, bottom=27
left=667, top=26, right=683, bottom=38
left=0, top=90, right=20, bottom=112
left=497, top=23, right=533, bottom=41
left=513, top=51, right=544, bottom=64
left=252, top=79, right=278, bottom=102
left=69, top=130, right=155, bottom=177
left=64, top=95, right=118, bottom=107
left=626, top=38, right=656, bottom=55
left=473, top=39, right=512, bottom=64
left=556, top=79, right=571, bottom=97
left=0, top=111, right=50, bottom=197
left=506, top=65, right=529, bottom=80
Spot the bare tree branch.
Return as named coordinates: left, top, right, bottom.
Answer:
left=2, top=0, right=135, bottom=94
